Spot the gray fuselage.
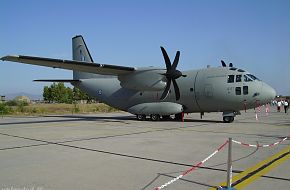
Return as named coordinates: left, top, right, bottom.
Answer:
left=74, top=66, right=275, bottom=115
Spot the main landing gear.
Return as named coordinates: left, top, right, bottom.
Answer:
left=136, top=113, right=184, bottom=121
left=150, top=114, right=160, bottom=121
left=136, top=114, right=161, bottom=121
left=136, top=114, right=146, bottom=121
left=136, top=114, right=162, bottom=121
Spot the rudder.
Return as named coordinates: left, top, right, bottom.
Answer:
left=72, top=35, right=102, bottom=79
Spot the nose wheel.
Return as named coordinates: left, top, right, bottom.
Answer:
left=223, top=116, right=234, bottom=123
left=222, top=111, right=237, bottom=123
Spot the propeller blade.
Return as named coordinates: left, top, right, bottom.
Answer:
left=160, top=78, right=171, bottom=100
left=160, top=47, right=172, bottom=71
left=229, top=63, right=233, bottom=67
left=172, top=79, right=180, bottom=100
left=160, top=46, right=184, bottom=100
left=221, top=60, right=226, bottom=67
left=172, top=51, right=180, bottom=70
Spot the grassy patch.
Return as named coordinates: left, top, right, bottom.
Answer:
left=0, top=103, right=120, bottom=116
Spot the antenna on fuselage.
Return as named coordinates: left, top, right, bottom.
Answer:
left=221, top=60, right=233, bottom=67
left=221, top=60, right=226, bottom=67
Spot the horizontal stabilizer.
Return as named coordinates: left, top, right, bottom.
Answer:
left=33, top=79, right=80, bottom=83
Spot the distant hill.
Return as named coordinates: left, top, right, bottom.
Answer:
left=3, top=93, right=42, bottom=100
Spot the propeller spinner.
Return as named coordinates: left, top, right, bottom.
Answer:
left=160, top=47, right=186, bottom=101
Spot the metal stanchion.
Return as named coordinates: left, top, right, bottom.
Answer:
left=226, top=138, right=234, bottom=189
left=219, top=138, right=236, bottom=190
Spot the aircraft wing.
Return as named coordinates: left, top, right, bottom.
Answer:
left=1, top=55, right=135, bottom=75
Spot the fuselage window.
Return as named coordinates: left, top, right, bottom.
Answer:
left=236, top=75, right=242, bottom=82
left=244, top=75, right=253, bottom=82
left=228, top=75, right=234, bottom=83
left=235, top=87, right=241, bottom=95
left=243, top=86, right=248, bottom=95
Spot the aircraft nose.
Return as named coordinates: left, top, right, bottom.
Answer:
left=261, top=82, right=276, bottom=103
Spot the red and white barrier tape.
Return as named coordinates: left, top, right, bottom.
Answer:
left=232, top=135, right=289, bottom=148
left=154, top=140, right=229, bottom=190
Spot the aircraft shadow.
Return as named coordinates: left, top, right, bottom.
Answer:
left=183, top=118, right=223, bottom=123
left=0, top=115, right=224, bottom=126
left=0, top=115, right=136, bottom=126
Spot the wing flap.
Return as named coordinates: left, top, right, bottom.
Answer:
left=1, top=55, right=135, bottom=75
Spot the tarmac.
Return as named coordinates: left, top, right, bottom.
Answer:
left=0, top=107, right=289, bottom=190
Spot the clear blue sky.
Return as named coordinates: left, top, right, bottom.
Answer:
left=1, top=0, right=289, bottom=96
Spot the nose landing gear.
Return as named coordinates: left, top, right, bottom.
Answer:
left=222, top=111, right=239, bottom=123
left=223, top=116, right=235, bottom=123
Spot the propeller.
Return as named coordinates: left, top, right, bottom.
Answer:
left=160, top=46, right=186, bottom=101
left=221, top=60, right=233, bottom=67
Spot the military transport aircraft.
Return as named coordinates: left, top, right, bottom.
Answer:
left=1, top=35, right=276, bottom=122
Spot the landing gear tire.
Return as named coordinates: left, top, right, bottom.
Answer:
left=136, top=114, right=146, bottom=121
left=223, top=116, right=234, bottom=123
left=175, top=113, right=182, bottom=121
left=162, top=115, right=171, bottom=121
left=150, top=114, right=160, bottom=121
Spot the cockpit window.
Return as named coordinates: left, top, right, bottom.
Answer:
left=235, top=87, right=241, bottom=95
left=229, top=67, right=237, bottom=71
left=238, top=69, right=245, bottom=72
left=244, top=75, right=253, bottom=82
left=236, top=75, right=242, bottom=82
left=246, top=74, right=260, bottom=81
left=243, top=86, right=248, bottom=95
left=227, top=75, right=234, bottom=83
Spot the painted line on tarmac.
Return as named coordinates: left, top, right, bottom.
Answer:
left=211, top=145, right=290, bottom=189
left=232, top=146, right=290, bottom=189
left=1, top=132, right=289, bottom=183
left=0, top=143, right=48, bottom=150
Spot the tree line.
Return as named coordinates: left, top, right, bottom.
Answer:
left=43, top=83, right=94, bottom=103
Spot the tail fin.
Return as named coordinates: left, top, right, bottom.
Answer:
left=72, top=35, right=100, bottom=79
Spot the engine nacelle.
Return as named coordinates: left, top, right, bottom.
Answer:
left=118, top=69, right=166, bottom=91
left=128, top=102, right=183, bottom=115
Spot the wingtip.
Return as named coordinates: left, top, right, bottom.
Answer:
left=1, top=55, right=19, bottom=61
left=1, top=55, right=9, bottom=61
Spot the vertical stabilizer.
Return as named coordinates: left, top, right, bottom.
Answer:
left=72, top=35, right=100, bottom=79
